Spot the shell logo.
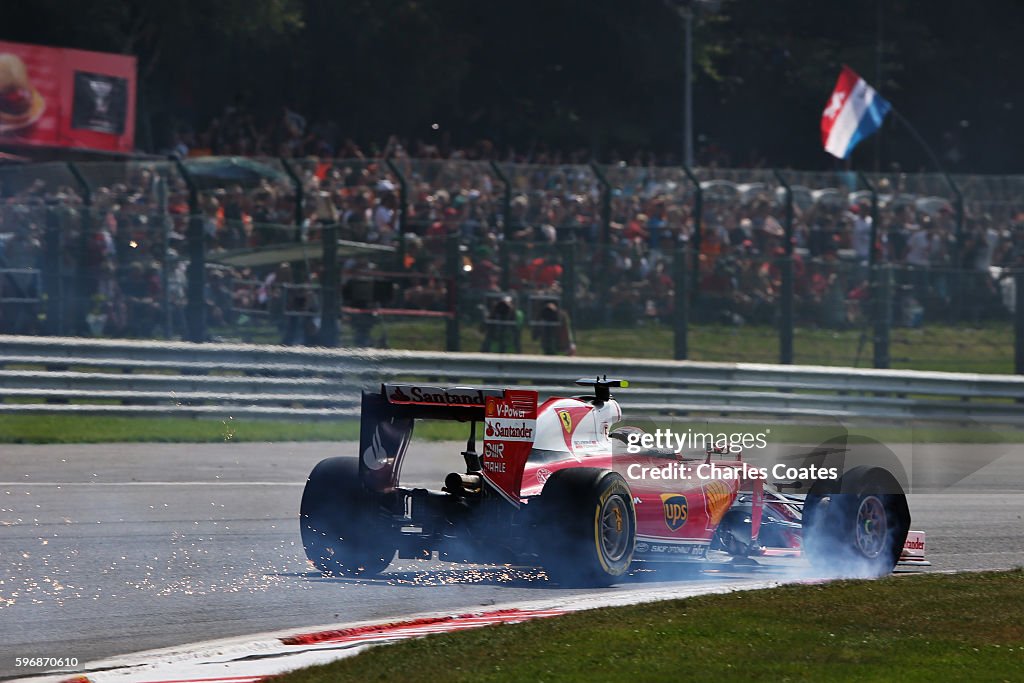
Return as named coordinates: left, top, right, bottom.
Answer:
left=704, top=480, right=732, bottom=528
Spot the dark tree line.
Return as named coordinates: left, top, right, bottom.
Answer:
left=3, top=0, right=1022, bottom=172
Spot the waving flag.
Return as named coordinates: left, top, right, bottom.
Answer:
left=821, top=66, right=891, bottom=159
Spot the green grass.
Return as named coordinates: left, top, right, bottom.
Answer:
left=209, top=318, right=1014, bottom=373
left=0, top=414, right=358, bottom=444
left=602, top=322, right=1014, bottom=374
left=0, top=414, right=1020, bottom=445
left=0, top=415, right=508, bottom=444
left=584, top=322, right=1014, bottom=373
left=275, top=570, right=1024, bottom=683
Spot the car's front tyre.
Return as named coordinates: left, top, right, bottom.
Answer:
left=803, top=466, right=910, bottom=577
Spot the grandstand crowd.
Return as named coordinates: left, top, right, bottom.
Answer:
left=1, top=133, right=1023, bottom=346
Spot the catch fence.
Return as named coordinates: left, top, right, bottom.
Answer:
left=1, top=157, right=1022, bottom=372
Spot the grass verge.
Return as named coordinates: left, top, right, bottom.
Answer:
left=212, top=319, right=1015, bottom=374
left=0, top=415, right=491, bottom=444
left=1, top=414, right=1021, bottom=445
left=0, top=414, right=356, bottom=444
left=275, top=569, right=1024, bottom=683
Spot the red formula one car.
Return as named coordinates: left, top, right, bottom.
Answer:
left=300, top=379, right=926, bottom=585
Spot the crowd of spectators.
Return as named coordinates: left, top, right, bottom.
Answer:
left=0, top=168, right=176, bottom=338
left=174, top=100, right=698, bottom=168
left=2, top=140, right=1023, bottom=346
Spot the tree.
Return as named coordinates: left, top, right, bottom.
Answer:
left=2, top=0, right=1022, bottom=172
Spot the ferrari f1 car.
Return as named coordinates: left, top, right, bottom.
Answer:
left=300, top=379, right=926, bottom=585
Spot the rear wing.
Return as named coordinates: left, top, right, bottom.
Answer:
left=359, top=384, right=535, bottom=493
left=379, top=383, right=504, bottom=418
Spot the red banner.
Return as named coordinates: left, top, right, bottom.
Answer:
left=0, top=40, right=136, bottom=153
left=483, top=390, right=538, bottom=507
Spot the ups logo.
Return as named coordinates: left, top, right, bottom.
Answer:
left=661, top=494, right=688, bottom=531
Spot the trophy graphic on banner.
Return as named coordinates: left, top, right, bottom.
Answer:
left=72, top=70, right=127, bottom=134
left=88, top=77, right=112, bottom=116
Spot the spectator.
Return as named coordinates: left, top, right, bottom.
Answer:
left=850, top=204, right=872, bottom=262
left=481, top=295, right=522, bottom=353
left=0, top=220, right=41, bottom=334
left=122, top=261, right=162, bottom=337
left=533, top=300, right=575, bottom=355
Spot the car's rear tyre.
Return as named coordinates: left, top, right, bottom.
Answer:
left=803, top=466, right=910, bottom=577
left=538, top=468, right=636, bottom=587
left=299, top=456, right=395, bottom=576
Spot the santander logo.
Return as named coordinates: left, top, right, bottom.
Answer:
left=484, top=418, right=536, bottom=442
left=388, top=386, right=411, bottom=402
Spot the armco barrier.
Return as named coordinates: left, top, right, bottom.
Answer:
left=1, top=335, right=1023, bottom=424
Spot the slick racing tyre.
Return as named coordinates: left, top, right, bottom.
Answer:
left=803, top=466, right=910, bottom=577
left=538, top=468, right=636, bottom=587
left=299, top=456, right=396, bottom=577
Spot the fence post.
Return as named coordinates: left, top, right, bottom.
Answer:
left=682, top=165, right=703, bottom=303
left=947, top=174, right=964, bottom=321
left=385, top=158, right=409, bottom=271
left=445, top=232, right=461, bottom=351
left=858, top=172, right=887, bottom=369
left=559, top=237, right=576, bottom=325
left=171, top=157, right=205, bottom=343
left=279, top=158, right=309, bottom=307
left=490, top=160, right=512, bottom=242
left=319, top=223, right=339, bottom=347
left=874, top=264, right=892, bottom=369
left=155, top=172, right=172, bottom=339
left=499, top=240, right=511, bottom=292
left=66, top=163, right=92, bottom=336
left=773, top=169, right=795, bottom=365
left=590, top=163, right=613, bottom=325
left=859, top=172, right=880, bottom=269
left=1016, top=270, right=1024, bottom=376
left=43, top=206, right=63, bottom=335
left=674, top=245, right=690, bottom=360
left=280, top=158, right=304, bottom=230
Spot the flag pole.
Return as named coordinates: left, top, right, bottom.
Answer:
left=887, top=106, right=965, bottom=318
left=888, top=107, right=947, bottom=175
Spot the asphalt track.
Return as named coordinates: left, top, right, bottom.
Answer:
left=1, top=439, right=1022, bottom=680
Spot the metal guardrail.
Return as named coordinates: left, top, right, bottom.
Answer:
left=1, top=335, right=1023, bottom=423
